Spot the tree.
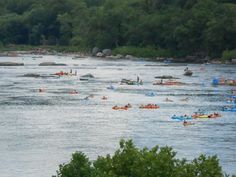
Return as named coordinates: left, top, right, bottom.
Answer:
left=54, top=139, right=231, bottom=177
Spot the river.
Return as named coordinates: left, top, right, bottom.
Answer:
left=0, top=55, right=235, bottom=177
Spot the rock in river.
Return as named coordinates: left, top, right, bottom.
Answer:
left=0, top=62, right=24, bottom=66
left=39, top=62, right=67, bottom=66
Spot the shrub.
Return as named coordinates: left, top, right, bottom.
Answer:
left=112, top=46, right=172, bottom=58
left=222, top=49, right=236, bottom=61
left=53, top=139, right=233, bottom=177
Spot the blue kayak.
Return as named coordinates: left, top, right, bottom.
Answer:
left=222, top=107, right=236, bottom=112
left=107, top=85, right=115, bottom=90
left=145, top=92, right=156, bottom=97
left=171, top=115, right=192, bottom=121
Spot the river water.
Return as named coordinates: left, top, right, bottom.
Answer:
left=0, top=55, right=235, bottom=177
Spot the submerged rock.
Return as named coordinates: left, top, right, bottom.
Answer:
left=155, top=75, right=179, bottom=79
left=0, top=62, right=24, bottom=66
left=39, top=62, right=67, bottom=66
left=22, top=73, right=59, bottom=78
left=23, top=73, right=41, bottom=78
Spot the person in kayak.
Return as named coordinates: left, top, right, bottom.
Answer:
left=39, top=88, right=46, bottom=92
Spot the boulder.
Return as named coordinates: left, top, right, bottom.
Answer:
left=0, top=62, right=24, bottom=66
left=92, top=47, right=100, bottom=56
left=105, top=55, right=117, bottom=59
left=115, top=54, right=124, bottom=59
left=96, top=52, right=104, bottom=57
left=125, top=55, right=136, bottom=60
left=102, top=49, right=112, bottom=56
left=81, top=73, right=94, bottom=78
left=231, top=59, right=236, bottom=64
left=39, top=62, right=67, bottom=66
left=23, top=73, right=41, bottom=78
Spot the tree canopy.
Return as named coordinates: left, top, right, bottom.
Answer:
left=0, top=0, right=235, bottom=58
left=53, top=139, right=235, bottom=177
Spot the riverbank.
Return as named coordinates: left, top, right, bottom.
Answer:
left=0, top=45, right=235, bottom=64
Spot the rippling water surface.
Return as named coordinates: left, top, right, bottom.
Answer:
left=0, top=55, right=235, bottom=177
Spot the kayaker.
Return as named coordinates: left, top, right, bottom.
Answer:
left=184, top=67, right=188, bottom=71
left=137, top=75, right=140, bottom=83
left=70, top=90, right=78, bottom=94
left=183, top=120, right=194, bottom=126
left=180, top=97, right=189, bottom=101
left=102, top=96, right=108, bottom=100
left=39, top=88, right=46, bottom=92
left=165, top=97, right=173, bottom=102
left=126, top=103, right=132, bottom=108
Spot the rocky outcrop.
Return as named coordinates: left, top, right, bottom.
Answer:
left=96, top=52, right=104, bottom=57
left=105, top=54, right=124, bottom=60
left=81, top=73, right=94, bottom=78
left=0, top=62, right=24, bottom=66
left=115, top=54, right=124, bottom=59
left=92, top=47, right=100, bottom=56
left=39, top=62, right=67, bottom=66
left=102, top=49, right=112, bottom=56
left=125, top=55, right=136, bottom=60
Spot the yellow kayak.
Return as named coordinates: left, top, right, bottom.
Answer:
left=197, top=115, right=208, bottom=118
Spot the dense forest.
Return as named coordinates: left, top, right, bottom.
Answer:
left=0, top=0, right=235, bottom=58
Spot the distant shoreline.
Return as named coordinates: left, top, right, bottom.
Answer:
left=0, top=45, right=234, bottom=64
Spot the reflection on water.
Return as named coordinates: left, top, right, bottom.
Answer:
left=0, top=55, right=235, bottom=177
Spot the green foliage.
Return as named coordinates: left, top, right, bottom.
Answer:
left=0, top=0, right=235, bottom=58
left=56, top=152, right=92, bottom=177
left=222, top=49, right=236, bottom=61
left=113, top=46, right=172, bottom=58
left=53, top=139, right=233, bottom=177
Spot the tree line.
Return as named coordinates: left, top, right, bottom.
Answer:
left=0, top=0, right=235, bottom=58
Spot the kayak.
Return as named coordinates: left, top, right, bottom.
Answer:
left=139, top=105, right=160, bottom=109
left=222, top=107, right=236, bottom=112
left=171, top=115, right=192, bottom=121
left=55, top=72, right=76, bottom=76
left=121, top=79, right=143, bottom=85
left=107, top=85, right=115, bottom=90
left=192, top=113, right=221, bottom=118
left=145, top=92, right=156, bottom=97
left=192, top=114, right=208, bottom=118
left=183, top=121, right=195, bottom=126
left=208, top=114, right=221, bottom=118
left=112, top=106, right=128, bottom=110
left=184, top=70, right=193, bottom=76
